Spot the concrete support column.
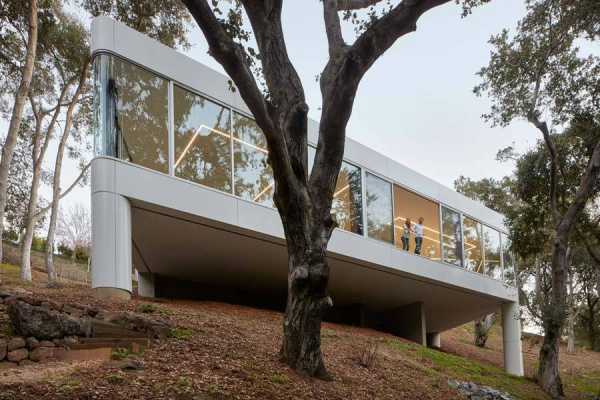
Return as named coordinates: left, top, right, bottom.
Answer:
left=427, top=332, right=441, bottom=349
left=501, top=301, right=524, bottom=376
left=138, top=273, right=155, bottom=298
left=91, top=191, right=132, bottom=300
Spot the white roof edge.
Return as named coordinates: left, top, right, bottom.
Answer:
left=90, top=17, right=507, bottom=232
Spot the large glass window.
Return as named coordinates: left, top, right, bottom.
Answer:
left=483, top=225, right=502, bottom=280
left=233, top=112, right=274, bottom=207
left=441, top=207, right=463, bottom=266
left=502, top=233, right=516, bottom=286
left=366, top=173, right=393, bottom=243
left=107, top=56, right=169, bottom=173
left=332, top=162, right=363, bottom=235
left=174, top=85, right=232, bottom=192
left=393, top=186, right=441, bottom=260
left=463, top=216, right=484, bottom=273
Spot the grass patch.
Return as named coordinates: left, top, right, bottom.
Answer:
left=169, top=327, right=194, bottom=340
left=136, top=303, right=158, bottom=314
left=0, top=263, right=21, bottom=280
left=106, top=373, right=126, bottom=385
left=387, top=339, right=545, bottom=400
left=567, top=370, right=600, bottom=397
left=269, top=373, right=289, bottom=385
left=111, top=347, right=134, bottom=361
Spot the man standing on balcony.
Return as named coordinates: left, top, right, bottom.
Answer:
left=414, top=217, right=424, bottom=255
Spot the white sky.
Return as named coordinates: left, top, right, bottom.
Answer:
left=8, top=1, right=540, bottom=229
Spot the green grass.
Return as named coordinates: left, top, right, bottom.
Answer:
left=567, top=370, right=600, bottom=397
left=0, top=263, right=21, bottom=279
left=387, top=339, right=546, bottom=400
left=169, top=327, right=195, bottom=340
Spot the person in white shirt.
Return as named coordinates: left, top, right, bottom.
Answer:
left=414, top=217, right=424, bottom=255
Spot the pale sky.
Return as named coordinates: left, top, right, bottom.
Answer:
left=12, top=1, right=540, bottom=227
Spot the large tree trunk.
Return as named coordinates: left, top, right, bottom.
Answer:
left=45, top=63, right=89, bottom=287
left=538, top=235, right=569, bottom=398
left=277, top=186, right=335, bottom=379
left=0, top=0, right=38, bottom=263
left=474, top=313, right=496, bottom=348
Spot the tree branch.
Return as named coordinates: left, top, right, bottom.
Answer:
left=33, top=161, right=91, bottom=221
left=337, top=0, right=383, bottom=10
left=324, top=0, right=346, bottom=56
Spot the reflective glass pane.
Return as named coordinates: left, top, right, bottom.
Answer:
left=309, top=147, right=363, bottom=234
left=483, top=226, right=502, bottom=279
left=366, top=173, right=393, bottom=243
left=441, top=207, right=462, bottom=266
left=110, top=57, right=169, bottom=173
left=174, top=85, right=232, bottom=192
left=502, top=233, right=516, bottom=286
left=393, top=186, right=441, bottom=261
left=233, top=113, right=274, bottom=206
left=333, top=162, right=363, bottom=235
left=463, top=216, right=484, bottom=273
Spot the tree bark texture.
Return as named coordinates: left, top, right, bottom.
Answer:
left=182, top=0, right=451, bottom=378
left=0, top=0, right=38, bottom=263
left=474, top=313, right=496, bottom=348
left=45, top=63, right=89, bottom=287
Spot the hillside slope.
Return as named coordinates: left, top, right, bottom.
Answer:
left=0, top=264, right=599, bottom=400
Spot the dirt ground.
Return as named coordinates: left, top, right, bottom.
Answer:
left=1, top=266, right=599, bottom=400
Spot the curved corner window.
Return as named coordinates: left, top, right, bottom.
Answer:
left=502, top=233, right=516, bottom=286
left=174, top=85, right=232, bottom=192
left=483, top=226, right=502, bottom=280
left=93, top=54, right=169, bottom=173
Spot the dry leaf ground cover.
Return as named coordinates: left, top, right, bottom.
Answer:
left=1, top=263, right=599, bottom=399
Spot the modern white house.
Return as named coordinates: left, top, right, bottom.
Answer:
left=90, top=17, right=524, bottom=376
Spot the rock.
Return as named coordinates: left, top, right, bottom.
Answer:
left=52, top=338, right=64, bottom=347
left=0, top=339, right=6, bottom=361
left=38, top=340, right=55, bottom=348
left=26, top=337, right=39, bottom=350
left=448, top=380, right=514, bottom=400
left=99, top=312, right=171, bottom=339
left=7, top=299, right=93, bottom=339
left=29, top=347, right=55, bottom=362
left=19, top=359, right=35, bottom=367
left=0, top=290, right=11, bottom=299
left=63, top=336, right=78, bottom=347
left=63, top=304, right=83, bottom=318
left=7, top=348, right=28, bottom=363
left=7, top=337, right=26, bottom=351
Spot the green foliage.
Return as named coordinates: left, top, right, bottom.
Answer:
left=269, top=373, right=289, bottom=385
left=136, top=303, right=158, bottom=314
left=111, top=347, right=133, bottom=360
left=169, top=327, right=194, bottom=340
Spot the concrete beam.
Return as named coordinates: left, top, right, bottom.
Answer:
left=427, top=332, right=441, bottom=348
left=138, top=273, right=155, bottom=298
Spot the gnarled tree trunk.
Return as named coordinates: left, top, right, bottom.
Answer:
left=0, top=0, right=38, bottom=263
left=474, top=313, right=496, bottom=348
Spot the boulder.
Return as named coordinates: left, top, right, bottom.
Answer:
left=29, top=347, right=55, bottom=362
left=99, top=312, right=171, bottom=339
left=0, top=290, right=11, bottom=299
left=0, top=339, right=6, bottom=360
left=38, top=340, right=55, bottom=348
left=63, top=304, right=84, bottom=318
left=7, top=337, right=26, bottom=351
left=26, top=337, right=39, bottom=350
left=7, top=348, right=28, bottom=363
left=8, top=299, right=93, bottom=339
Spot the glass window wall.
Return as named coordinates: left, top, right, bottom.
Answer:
left=233, top=112, right=274, bottom=207
left=173, top=85, right=232, bottom=192
left=483, top=225, right=502, bottom=280
left=441, top=207, right=463, bottom=266
left=366, top=173, right=393, bottom=243
left=502, top=233, right=516, bottom=286
left=463, top=216, right=484, bottom=273
left=102, top=55, right=170, bottom=173
left=393, top=186, right=441, bottom=261
left=332, top=162, right=363, bottom=235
